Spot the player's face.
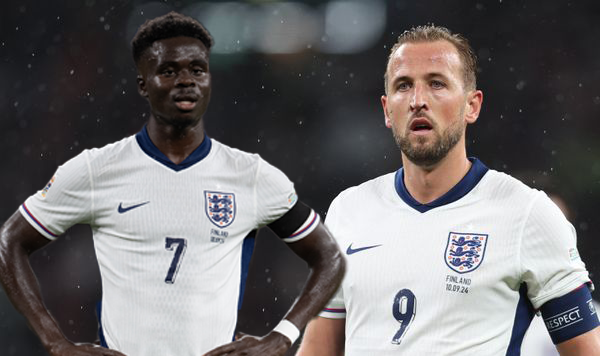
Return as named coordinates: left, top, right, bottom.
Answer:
left=381, top=40, right=482, bottom=167
left=137, top=36, right=211, bottom=128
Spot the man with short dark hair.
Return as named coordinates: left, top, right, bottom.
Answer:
left=0, top=12, right=344, bottom=356
left=297, top=25, right=600, bottom=355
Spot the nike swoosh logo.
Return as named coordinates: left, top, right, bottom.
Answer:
left=118, top=201, right=150, bottom=214
left=346, top=243, right=382, bottom=255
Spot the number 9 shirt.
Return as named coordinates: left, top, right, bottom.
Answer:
left=320, top=158, right=597, bottom=355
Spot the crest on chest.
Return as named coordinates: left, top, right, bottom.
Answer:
left=205, top=191, right=236, bottom=228
left=444, top=232, right=488, bottom=274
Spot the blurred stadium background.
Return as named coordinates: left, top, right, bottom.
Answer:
left=1, top=0, right=599, bottom=354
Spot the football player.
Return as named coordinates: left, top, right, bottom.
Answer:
left=0, top=12, right=344, bottom=356
left=297, top=25, right=600, bottom=355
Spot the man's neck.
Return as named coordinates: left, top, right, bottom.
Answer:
left=401, top=145, right=472, bottom=204
left=146, top=117, right=205, bottom=165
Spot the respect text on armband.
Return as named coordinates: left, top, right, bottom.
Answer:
left=545, top=307, right=583, bottom=332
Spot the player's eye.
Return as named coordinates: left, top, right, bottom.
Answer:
left=161, top=69, right=175, bottom=77
left=397, top=82, right=411, bottom=91
left=431, top=80, right=446, bottom=89
left=192, top=67, right=205, bottom=76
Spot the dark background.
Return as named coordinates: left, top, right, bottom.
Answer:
left=1, top=1, right=599, bottom=354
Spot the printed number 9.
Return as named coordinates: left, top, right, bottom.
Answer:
left=165, top=237, right=187, bottom=284
left=392, top=288, right=416, bottom=345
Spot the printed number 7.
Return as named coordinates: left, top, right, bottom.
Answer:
left=165, top=237, right=187, bottom=284
left=392, top=288, right=416, bottom=345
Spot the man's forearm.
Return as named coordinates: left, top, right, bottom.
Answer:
left=0, top=212, right=69, bottom=353
left=282, top=223, right=346, bottom=331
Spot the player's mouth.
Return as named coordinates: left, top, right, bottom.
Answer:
left=409, top=117, right=433, bottom=135
left=173, top=94, right=199, bottom=111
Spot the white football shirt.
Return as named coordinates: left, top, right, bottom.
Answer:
left=320, top=158, right=590, bottom=356
left=20, top=128, right=300, bottom=356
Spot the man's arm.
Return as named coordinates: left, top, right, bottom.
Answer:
left=296, top=316, right=345, bottom=356
left=204, top=220, right=345, bottom=356
left=556, top=327, right=600, bottom=355
left=0, top=210, right=125, bottom=356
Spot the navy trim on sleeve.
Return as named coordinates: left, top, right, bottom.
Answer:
left=541, top=284, right=599, bottom=344
left=506, top=284, right=536, bottom=355
left=96, top=301, right=108, bottom=348
left=237, top=230, right=256, bottom=311
left=267, top=200, right=312, bottom=239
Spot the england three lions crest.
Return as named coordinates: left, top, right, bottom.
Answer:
left=205, top=191, right=236, bottom=228
left=445, top=232, right=488, bottom=274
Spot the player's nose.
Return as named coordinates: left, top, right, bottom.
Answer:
left=176, top=70, right=195, bottom=87
left=410, top=82, right=428, bottom=111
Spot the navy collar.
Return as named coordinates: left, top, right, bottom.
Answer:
left=394, top=157, right=489, bottom=213
left=135, top=126, right=212, bottom=172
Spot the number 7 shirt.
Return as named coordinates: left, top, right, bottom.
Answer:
left=20, top=127, right=301, bottom=356
left=320, top=158, right=596, bottom=356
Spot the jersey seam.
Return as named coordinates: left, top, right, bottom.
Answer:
left=84, top=150, right=95, bottom=224
left=530, top=273, right=589, bottom=307
left=253, top=157, right=261, bottom=228
left=516, top=192, right=543, bottom=290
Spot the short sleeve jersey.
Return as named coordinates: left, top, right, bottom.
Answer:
left=320, top=158, right=591, bottom=356
left=20, top=128, right=298, bottom=355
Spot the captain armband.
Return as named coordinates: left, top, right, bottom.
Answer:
left=540, top=283, right=600, bottom=344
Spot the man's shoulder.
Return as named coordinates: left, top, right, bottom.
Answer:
left=209, top=138, right=262, bottom=165
left=57, top=135, right=137, bottom=171
left=84, top=134, right=137, bottom=158
left=478, top=168, right=543, bottom=201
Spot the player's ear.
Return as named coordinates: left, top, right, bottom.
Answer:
left=381, top=95, right=392, bottom=128
left=137, top=74, right=148, bottom=98
left=464, top=89, right=483, bottom=124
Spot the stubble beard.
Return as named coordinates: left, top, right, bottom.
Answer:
left=393, top=114, right=465, bottom=167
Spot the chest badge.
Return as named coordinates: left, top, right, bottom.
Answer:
left=205, top=191, right=236, bottom=228
left=444, top=232, right=488, bottom=274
